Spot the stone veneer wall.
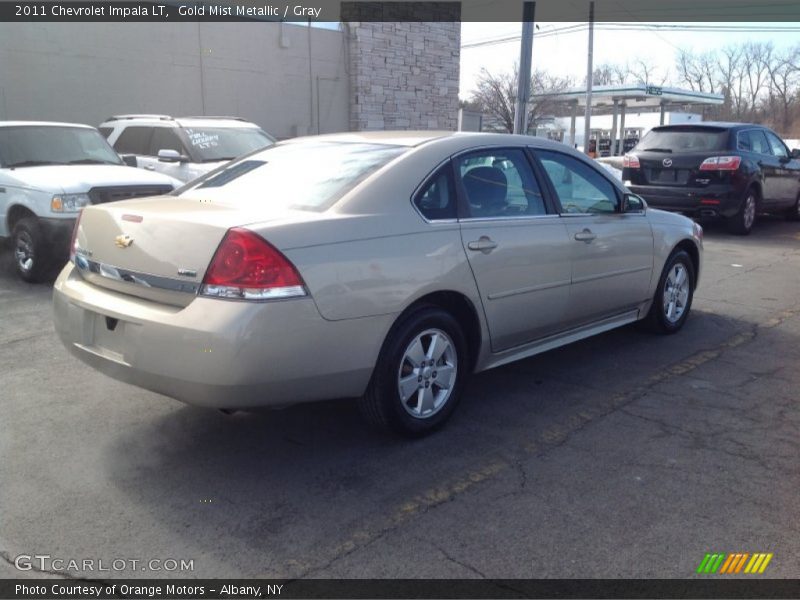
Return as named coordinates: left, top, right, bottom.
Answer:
left=347, top=22, right=460, bottom=131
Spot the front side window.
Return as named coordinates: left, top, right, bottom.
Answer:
left=0, top=126, right=122, bottom=167
left=149, top=127, right=186, bottom=156
left=183, top=141, right=407, bottom=211
left=414, top=166, right=456, bottom=220
left=764, top=130, right=789, bottom=159
left=536, top=150, right=619, bottom=214
left=455, top=149, right=546, bottom=219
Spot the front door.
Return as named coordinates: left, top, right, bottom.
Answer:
left=534, top=149, right=655, bottom=328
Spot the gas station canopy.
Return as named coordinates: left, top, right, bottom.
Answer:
left=531, top=84, right=725, bottom=156
left=536, top=84, right=725, bottom=109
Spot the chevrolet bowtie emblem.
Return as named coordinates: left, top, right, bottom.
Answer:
left=115, top=234, right=134, bottom=248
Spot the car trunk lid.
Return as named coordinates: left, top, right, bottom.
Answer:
left=72, top=195, right=294, bottom=307
left=637, top=152, right=712, bottom=186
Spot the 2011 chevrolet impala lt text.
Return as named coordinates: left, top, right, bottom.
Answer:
left=52, top=132, right=703, bottom=435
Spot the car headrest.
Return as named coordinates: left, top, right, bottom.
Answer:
left=463, top=166, right=508, bottom=210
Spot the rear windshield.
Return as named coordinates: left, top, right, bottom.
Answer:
left=180, top=141, right=407, bottom=211
left=633, top=127, right=728, bottom=154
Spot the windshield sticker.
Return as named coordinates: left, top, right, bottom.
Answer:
left=185, top=129, right=220, bottom=150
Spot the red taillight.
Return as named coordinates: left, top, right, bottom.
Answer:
left=623, top=154, right=640, bottom=169
left=699, top=156, right=741, bottom=171
left=201, top=228, right=306, bottom=300
left=69, top=210, right=83, bottom=263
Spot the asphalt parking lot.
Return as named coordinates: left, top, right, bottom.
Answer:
left=1, top=217, right=799, bottom=580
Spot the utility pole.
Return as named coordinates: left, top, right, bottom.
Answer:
left=513, top=2, right=536, bottom=134
left=583, top=1, right=595, bottom=154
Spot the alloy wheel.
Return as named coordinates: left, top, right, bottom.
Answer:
left=397, top=328, right=458, bottom=419
left=743, top=195, right=756, bottom=230
left=14, top=231, right=35, bottom=274
left=663, top=263, right=690, bottom=324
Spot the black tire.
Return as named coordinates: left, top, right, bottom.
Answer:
left=12, top=217, right=51, bottom=283
left=643, top=250, right=696, bottom=334
left=359, top=306, right=469, bottom=437
left=726, top=187, right=758, bottom=235
left=786, top=193, right=800, bottom=222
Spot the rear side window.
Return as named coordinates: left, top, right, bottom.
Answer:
left=738, top=130, right=771, bottom=155
left=414, top=166, right=456, bottom=220
left=635, top=127, right=728, bottom=153
left=537, top=150, right=619, bottom=214
left=185, top=141, right=407, bottom=211
left=455, top=149, right=547, bottom=219
left=764, top=130, right=789, bottom=159
left=113, top=126, right=152, bottom=155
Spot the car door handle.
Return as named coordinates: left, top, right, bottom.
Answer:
left=574, top=229, right=597, bottom=243
left=143, top=165, right=155, bottom=171
left=467, top=236, right=498, bottom=253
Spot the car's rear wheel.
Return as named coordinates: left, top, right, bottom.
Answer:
left=785, top=193, right=800, bottom=222
left=643, top=250, right=695, bottom=334
left=359, top=306, right=468, bottom=436
left=12, top=217, right=51, bottom=283
left=726, top=188, right=757, bottom=235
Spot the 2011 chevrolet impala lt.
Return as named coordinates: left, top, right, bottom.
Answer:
left=53, top=132, right=703, bottom=435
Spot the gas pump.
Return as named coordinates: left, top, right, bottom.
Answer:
left=622, top=128, right=642, bottom=153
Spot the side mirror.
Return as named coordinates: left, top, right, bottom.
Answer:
left=157, top=149, right=187, bottom=163
left=119, top=154, right=138, bottom=167
left=622, top=193, right=646, bottom=213
left=791, top=148, right=800, bottom=160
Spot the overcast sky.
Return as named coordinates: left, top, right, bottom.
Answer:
left=459, top=22, right=800, bottom=99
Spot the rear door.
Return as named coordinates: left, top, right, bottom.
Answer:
left=534, top=149, right=654, bottom=328
left=454, top=148, right=573, bottom=352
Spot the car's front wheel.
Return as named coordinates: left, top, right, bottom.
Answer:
left=643, top=250, right=696, bottom=334
left=360, top=306, right=468, bottom=436
left=12, top=217, right=51, bottom=283
left=726, top=188, right=758, bottom=235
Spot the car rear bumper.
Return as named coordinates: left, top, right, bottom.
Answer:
left=629, top=184, right=741, bottom=218
left=53, top=263, right=390, bottom=409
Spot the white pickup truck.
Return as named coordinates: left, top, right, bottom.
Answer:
left=0, top=122, right=180, bottom=282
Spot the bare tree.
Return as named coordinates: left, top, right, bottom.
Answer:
left=628, top=58, right=668, bottom=87
left=717, top=45, right=746, bottom=120
left=766, top=45, right=800, bottom=134
left=676, top=49, right=718, bottom=93
left=470, top=64, right=574, bottom=133
left=741, top=41, right=773, bottom=120
left=591, top=62, right=631, bottom=86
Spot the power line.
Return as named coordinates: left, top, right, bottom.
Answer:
left=461, top=23, right=800, bottom=49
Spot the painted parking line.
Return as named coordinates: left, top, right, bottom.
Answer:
left=280, top=308, right=800, bottom=578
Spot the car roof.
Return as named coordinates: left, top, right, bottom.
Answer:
left=282, top=130, right=574, bottom=151
left=101, top=115, right=260, bottom=128
left=652, top=122, right=764, bottom=132
left=0, top=121, right=95, bottom=129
